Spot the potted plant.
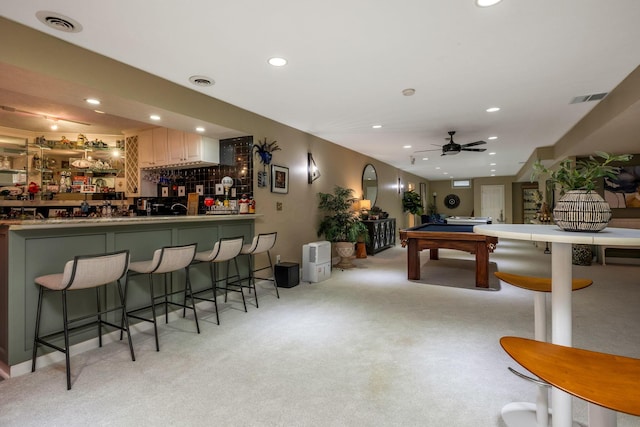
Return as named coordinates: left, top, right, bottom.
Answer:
left=402, top=190, right=424, bottom=215
left=317, top=185, right=368, bottom=268
left=532, top=151, right=632, bottom=232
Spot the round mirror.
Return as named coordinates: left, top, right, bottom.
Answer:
left=362, top=164, right=378, bottom=207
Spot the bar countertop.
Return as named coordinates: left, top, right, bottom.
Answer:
left=1, top=214, right=261, bottom=230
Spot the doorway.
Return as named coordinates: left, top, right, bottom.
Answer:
left=481, top=185, right=505, bottom=223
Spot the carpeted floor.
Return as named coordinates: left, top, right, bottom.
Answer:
left=1, top=240, right=639, bottom=426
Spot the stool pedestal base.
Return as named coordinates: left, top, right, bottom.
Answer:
left=501, top=402, right=584, bottom=427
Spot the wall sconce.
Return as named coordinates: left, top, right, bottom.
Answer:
left=308, top=153, right=320, bottom=183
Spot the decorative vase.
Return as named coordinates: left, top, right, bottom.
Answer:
left=334, top=241, right=356, bottom=269
left=552, top=190, right=611, bottom=232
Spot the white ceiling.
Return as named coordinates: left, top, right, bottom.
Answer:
left=1, top=1, right=639, bottom=180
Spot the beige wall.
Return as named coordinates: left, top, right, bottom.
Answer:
left=0, top=18, right=426, bottom=264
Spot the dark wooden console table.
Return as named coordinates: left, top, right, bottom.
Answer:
left=363, top=218, right=396, bottom=255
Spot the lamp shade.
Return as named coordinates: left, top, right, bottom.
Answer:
left=360, top=199, right=371, bottom=210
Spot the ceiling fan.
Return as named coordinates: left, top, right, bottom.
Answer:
left=415, top=131, right=487, bottom=156
left=0, top=105, right=91, bottom=126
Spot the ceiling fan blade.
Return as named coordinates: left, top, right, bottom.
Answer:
left=0, top=105, right=91, bottom=126
left=413, top=148, right=441, bottom=153
left=462, top=140, right=487, bottom=147
left=461, top=148, right=487, bottom=152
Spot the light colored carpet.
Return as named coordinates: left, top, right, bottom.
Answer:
left=1, top=240, right=639, bottom=427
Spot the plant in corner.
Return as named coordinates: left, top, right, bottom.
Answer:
left=317, top=185, right=368, bottom=269
left=402, top=190, right=424, bottom=216
left=532, top=151, right=632, bottom=232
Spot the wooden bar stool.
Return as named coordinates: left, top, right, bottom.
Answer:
left=240, top=232, right=278, bottom=308
left=31, top=250, right=134, bottom=390
left=191, top=236, right=245, bottom=323
left=125, top=243, right=199, bottom=351
left=495, top=272, right=593, bottom=427
left=501, top=336, right=640, bottom=426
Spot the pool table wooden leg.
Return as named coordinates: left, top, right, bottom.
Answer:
left=407, top=239, right=421, bottom=280
left=475, top=242, right=489, bottom=288
left=429, top=248, right=439, bottom=260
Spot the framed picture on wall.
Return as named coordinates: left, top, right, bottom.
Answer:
left=271, top=164, right=289, bottom=194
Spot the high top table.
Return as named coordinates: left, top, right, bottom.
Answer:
left=474, top=224, right=640, bottom=427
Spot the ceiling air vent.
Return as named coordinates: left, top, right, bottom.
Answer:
left=570, top=92, right=608, bottom=104
left=35, top=11, right=82, bottom=33
left=189, top=75, right=215, bottom=87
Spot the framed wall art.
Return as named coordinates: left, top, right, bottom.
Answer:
left=271, top=164, right=289, bottom=194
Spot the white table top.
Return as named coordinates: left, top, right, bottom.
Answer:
left=474, top=224, right=640, bottom=246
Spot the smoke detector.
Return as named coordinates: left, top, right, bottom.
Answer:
left=36, top=11, right=83, bottom=33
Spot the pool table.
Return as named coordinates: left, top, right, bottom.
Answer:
left=399, top=223, right=498, bottom=288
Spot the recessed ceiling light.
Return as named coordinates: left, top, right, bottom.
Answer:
left=94, top=110, right=105, bottom=114
left=422, top=157, right=429, bottom=161
left=491, top=174, right=496, bottom=177
left=195, top=127, right=205, bottom=132
left=490, top=169, right=496, bottom=172
left=489, top=152, right=496, bottom=155
left=403, top=145, right=412, bottom=149
left=435, top=167, right=441, bottom=170
left=189, top=75, right=215, bottom=87
left=268, top=57, right=287, bottom=67
left=402, top=88, right=416, bottom=96
left=490, top=163, right=496, bottom=166
left=372, top=125, right=382, bottom=129
left=85, top=98, right=100, bottom=105
left=443, top=172, right=449, bottom=175
left=50, top=124, right=58, bottom=130
left=476, top=0, right=502, bottom=7
left=488, top=136, right=498, bottom=140
left=486, top=107, right=501, bottom=113
left=149, top=114, right=161, bottom=121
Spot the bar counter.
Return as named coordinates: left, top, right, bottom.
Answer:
left=0, top=214, right=260, bottom=375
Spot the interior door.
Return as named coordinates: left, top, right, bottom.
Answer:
left=481, top=184, right=505, bottom=223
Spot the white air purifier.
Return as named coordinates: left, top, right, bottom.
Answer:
left=302, top=240, right=331, bottom=283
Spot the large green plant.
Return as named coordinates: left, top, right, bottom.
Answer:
left=317, top=186, right=368, bottom=243
left=532, top=151, right=632, bottom=193
left=402, top=190, right=424, bottom=215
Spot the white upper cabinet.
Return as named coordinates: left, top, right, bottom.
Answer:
left=139, top=127, right=219, bottom=168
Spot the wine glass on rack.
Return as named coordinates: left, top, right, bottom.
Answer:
left=204, top=197, right=214, bottom=214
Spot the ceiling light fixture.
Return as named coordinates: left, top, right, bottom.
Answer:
left=372, top=125, right=382, bottom=129
left=402, top=88, right=416, bottom=96
left=149, top=114, right=161, bottom=121
left=486, top=107, right=500, bottom=113
left=195, top=127, right=205, bottom=132
left=489, top=152, right=496, bottom=155
left=85, top=98, right=100, bottom=105
left=403, top=145, right=412, bottom=149
left=94, top=110, right=105, bottom=114
left=50, top=123, right=58, bottom=130
left=488, top=136, right=498, bottom=140
left=422, top=157, right=429, bottom=161
left=268, top=57, right=287, bottom=67
left=476, top=0, right=502, bottom=7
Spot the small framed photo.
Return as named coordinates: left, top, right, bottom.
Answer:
left=271, top=164, right=289, bottom=194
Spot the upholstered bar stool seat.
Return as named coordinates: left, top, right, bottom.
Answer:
left=126, top=243, right=199, bottom=351
left=239, top=232, right=278, bottom=308
left=31, top=250, right=134, bottom=390
left=192, top=236, right=245, bottom=323
left=494, top=272, right=593, bottom=427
